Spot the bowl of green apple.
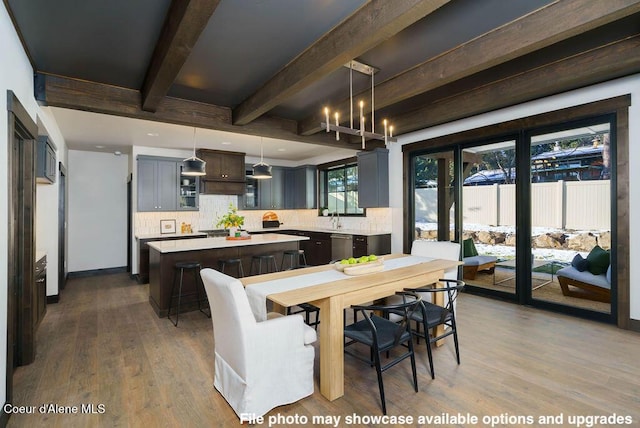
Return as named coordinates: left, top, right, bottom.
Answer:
left=334, top=254, right=383, bottom=271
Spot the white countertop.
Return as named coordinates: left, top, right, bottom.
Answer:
left=248, top=227, right=391, bottom=236
left=135, top=232, right=207, bottom=240
left=146, top=233, right=309, bottom=253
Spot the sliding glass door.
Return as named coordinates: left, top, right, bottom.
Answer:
left=461, top=139, right=517, bottom=297
left=409, top=114, right=616, bottom=321
left=528, top=121, right=612, bottom=315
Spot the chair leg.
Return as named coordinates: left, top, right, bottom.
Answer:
left=452, top=322, right=460, bottom=365
left=373, top=351, right=387, bottom=415
left=168, top=268, right=185, bottom=327
left=408, top=336, right=418, bottom=392
left=424, top=323, right=435, bottom=379
left=194, top=268, right=210, bottom=318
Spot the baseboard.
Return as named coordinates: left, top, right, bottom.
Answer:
left=629, top=318, right=640, bottom=333
left=46, top=294, right=60, bottom=304
left=68, top=266, right=127, bottom=278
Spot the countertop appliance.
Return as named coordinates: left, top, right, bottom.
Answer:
left=262, top=211, right=282, bottom=228
left=198, top=229, right=231, bottom=238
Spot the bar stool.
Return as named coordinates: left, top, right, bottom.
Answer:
left=250, top=254, right=278, bottom=275
left=168, top=261, right=209, bottom=326
left=280, top=249, right=308, bottom=270
left=218, top=258, right=245, bottom=278
left=288, top=303, right=320, bottom=330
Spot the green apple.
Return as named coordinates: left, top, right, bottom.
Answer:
left=348, top=257, right=357, bottom=264
left=358, top=256, right=369, bottom=263
left=368, top=254, right=378, bottom=262
left=340, top=259, right=349, bottom=264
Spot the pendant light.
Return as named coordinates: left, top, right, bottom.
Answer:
left=253, top=137, right=272, bottom=179
left=182, top=127, right=206, bottom=176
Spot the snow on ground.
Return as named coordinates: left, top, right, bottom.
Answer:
left=415, top=222, right=598, bottom=263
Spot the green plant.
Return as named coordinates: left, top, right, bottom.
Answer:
left=216, top=203, right=244, bottom=229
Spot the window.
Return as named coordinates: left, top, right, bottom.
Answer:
left=318, top=161, right=364, bottom=216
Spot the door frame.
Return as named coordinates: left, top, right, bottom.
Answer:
left=6, top=90, right=38, bottom=406
left=402, top=95, right=631, bottom=328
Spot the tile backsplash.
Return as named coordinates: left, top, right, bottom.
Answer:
left=134, top=194, right=392, bottom=236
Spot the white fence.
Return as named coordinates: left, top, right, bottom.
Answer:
left=415, top=180, right=610, bottom=230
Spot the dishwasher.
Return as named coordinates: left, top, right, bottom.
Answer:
left=330, top=234, right=353, bottom=261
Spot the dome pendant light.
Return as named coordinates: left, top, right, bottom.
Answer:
left=253, top=137, right=272, bottom=179
left=182, top=127, right=206, bottom=176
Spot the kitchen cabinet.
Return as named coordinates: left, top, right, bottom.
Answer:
left=197, top=149, right=246, bottom=195
left=36, top=136, right=57, bottom=184
left=357, top=148, right=389, bottom=208
left=137, top=156, right=179, bottom=212
left=178, top=166, right=200, bottom=210
left=259, top=166, right=285, bottom=209
left=304, top=232, right=332, bottom=266
left=352, top=234, right=391, bottom=258
left=289, top=165, right=317, bottom=209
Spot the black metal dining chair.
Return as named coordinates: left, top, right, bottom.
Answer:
left=404, top=279, right=465, bottom=379
left=343, top=292, right=422, bottom=414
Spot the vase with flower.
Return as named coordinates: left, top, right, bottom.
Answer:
left=216, top=203, right=245, bottom=237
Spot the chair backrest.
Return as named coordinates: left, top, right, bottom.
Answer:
left=411, top=240, right=461, bottom=280
left=353, top=292, right=421, bottom=346
left=200, top=268, right=257, bottom=379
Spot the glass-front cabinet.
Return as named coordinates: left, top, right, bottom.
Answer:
left=178, top=164, right=199, bottom=210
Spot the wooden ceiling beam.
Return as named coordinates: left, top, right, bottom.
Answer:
left=298, top=0, right=640, bottom=135
left=392, top=34, right=640, bottom=135
left=232, top=0, right=451, bottom=126
left=34, top=73, right=361, bottom=150
left=141, top=0, right=221, bottom=112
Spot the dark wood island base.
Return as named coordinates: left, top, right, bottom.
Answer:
left=148, top=237, right=303, bottom=317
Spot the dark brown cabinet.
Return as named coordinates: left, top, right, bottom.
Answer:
left=352, top=234, right=392, bottom=258
left=137, top=234, right=207, bottom=283
left=304, top=232, right=332, bottom=266
left=197, top=149, right=246, bottom=195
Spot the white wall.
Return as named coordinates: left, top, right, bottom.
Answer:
left=68, top=150, right=129, bottom=272
left=391, top=74, right=640, bottom=321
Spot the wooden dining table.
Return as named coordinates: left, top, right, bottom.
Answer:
left=241, top=253, right=461, bottom=401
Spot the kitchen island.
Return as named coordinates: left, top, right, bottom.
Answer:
left=147, top=233, right=309, bottom=317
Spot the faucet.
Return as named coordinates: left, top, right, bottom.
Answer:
left=331, top=211, right=341, bottom=229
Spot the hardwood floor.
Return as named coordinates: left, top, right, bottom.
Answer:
left=7, top=272, right=640, bottom=427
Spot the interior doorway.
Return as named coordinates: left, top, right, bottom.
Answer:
left=6, top=92, right=38, bottom=404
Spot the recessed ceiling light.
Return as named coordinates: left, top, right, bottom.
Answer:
left=146, top=132, right=159, bottom=137
left=95, top=145, right=105, bottom=149
left=221, top=141, right=232, bottom=145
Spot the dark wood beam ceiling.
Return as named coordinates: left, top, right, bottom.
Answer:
left=231, top=0, right=451, bottom=126
left=392, top=33, right=640, bottom=135
left=141, top=0, right=221, bottom=112
left=35, top=73, right=363, bottom=150
left=298, top=0, right=640, bottom=135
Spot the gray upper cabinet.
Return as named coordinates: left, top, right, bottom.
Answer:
left=137, top=156, right=181, bottom=212
left=36, top=136, right=57, bottom=184
left=259, top=166, right=285, bottom=209
left=357, top=148, right=389, bottom=208
left=291, top=165, right=317, bottom=209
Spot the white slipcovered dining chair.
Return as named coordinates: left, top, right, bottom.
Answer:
left=200, top=268, right=317, bottom=418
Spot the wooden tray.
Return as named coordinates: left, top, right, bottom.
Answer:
left=225, top=236, right=251, bottom=240
left=343, top=262, right=385, bottom=276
